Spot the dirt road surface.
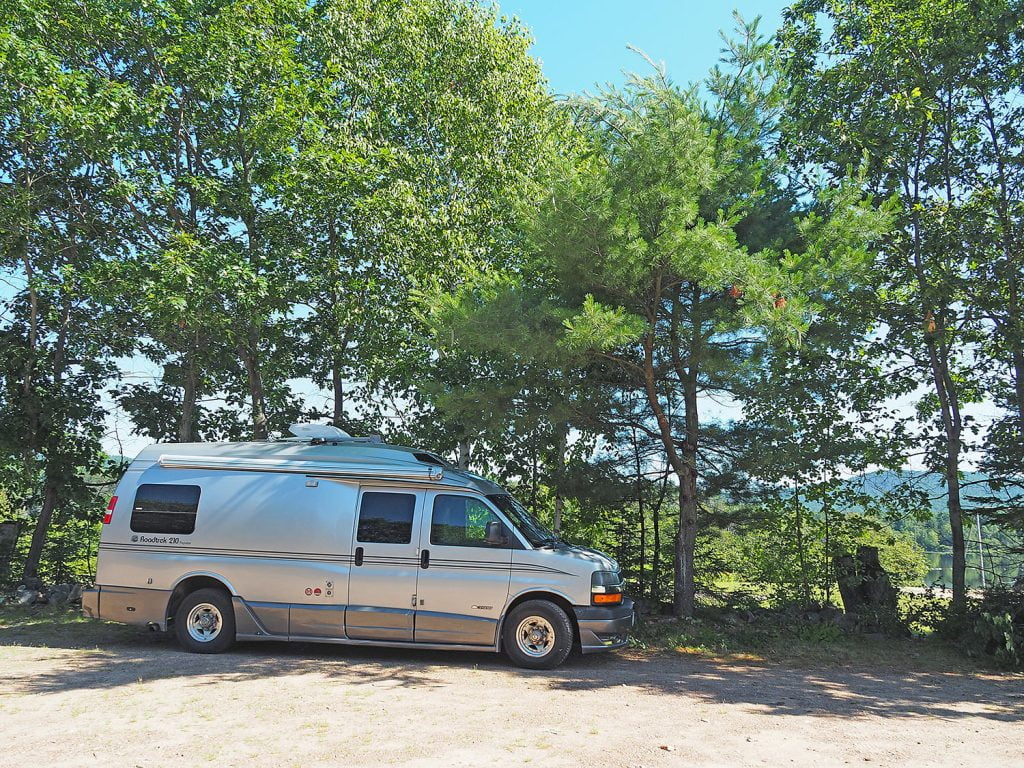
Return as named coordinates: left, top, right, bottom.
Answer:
left=1, top=627, right=1021, bottom=768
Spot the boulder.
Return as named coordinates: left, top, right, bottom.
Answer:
left=818, top=605, right=841, bottom=623
left=47, top=584, right=74, bottom=605
left=832, top=612, right=859, bottom=632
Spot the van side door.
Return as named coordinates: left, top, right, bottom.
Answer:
left=345, top=487, right=423, bottom=641
left=413, top=492, right=513, bottom=646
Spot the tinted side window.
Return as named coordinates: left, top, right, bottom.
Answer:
left=431, top=495, right=508, bottom=548
left=357, top=492, right=416, bottom=544
left=130, top=484, right=201, bottom=534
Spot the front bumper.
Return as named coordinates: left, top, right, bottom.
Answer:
left=574, top=597, right=635, bottom=653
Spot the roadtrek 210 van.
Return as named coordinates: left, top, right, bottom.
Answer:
left=83, top=424, right=634, bottom=669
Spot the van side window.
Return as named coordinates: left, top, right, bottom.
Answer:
left=431, top=495, right=509, bottom=548
left=130, top=484, right=201, bottom=534
left=357, top=492, right=416, bottom=544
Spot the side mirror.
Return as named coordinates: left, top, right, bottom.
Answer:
left=484, top=520, right=507, bottom=547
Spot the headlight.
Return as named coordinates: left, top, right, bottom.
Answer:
left=591, top=570, right=622, bottom=587
left=591, top=571, right=623, bottom=605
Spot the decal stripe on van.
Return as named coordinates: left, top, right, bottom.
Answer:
left=97, top=543, right=571, bottom=574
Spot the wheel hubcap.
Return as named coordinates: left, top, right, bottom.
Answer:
left=186, top=602, right=223, bottom=643
left=515, top=616, right=555, bottom=658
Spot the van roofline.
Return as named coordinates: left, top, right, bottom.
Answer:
left=129, top=440, right=505, bottom=495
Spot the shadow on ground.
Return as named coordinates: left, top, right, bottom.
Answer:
left=2, top=617, right=1021, bottom=723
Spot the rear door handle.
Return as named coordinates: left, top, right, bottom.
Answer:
left=420, top=549, right=430, bottom=569
left=354, top=546, right=364, bottom=566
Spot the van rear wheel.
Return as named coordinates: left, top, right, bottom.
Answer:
left=174, top=588, right=236, bottom=654
left=503, top=600, right=573, bottom=669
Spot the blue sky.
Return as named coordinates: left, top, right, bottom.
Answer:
left=498, top=1, right=790, bottom=95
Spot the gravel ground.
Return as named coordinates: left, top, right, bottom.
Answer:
left=0, top=623, right=1021, bottom=768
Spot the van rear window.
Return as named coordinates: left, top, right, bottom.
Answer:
left=130, top=484, right=201, bottom=534
left=357, top=492, right=415, bottom=544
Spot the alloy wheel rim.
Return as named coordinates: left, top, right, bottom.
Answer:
left=515, top=615, right=555, bottom=658
left=186, top=602, right=223, bottom=643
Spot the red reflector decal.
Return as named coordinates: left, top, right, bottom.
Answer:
left=103, top=496, right=117, bottom=524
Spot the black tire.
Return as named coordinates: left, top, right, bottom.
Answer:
left=502, top=599, right=574, bottom=670
left=174, top=587, right=236, bottom=654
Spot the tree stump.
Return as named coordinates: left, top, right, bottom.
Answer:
left=833, top=545, right=900, bottom=632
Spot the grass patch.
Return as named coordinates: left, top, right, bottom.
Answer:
left=0, top=602, right=995, bottom=675
left=628, top=612, right=990, bottom=672
left=0, top=604, right=140, bottom=650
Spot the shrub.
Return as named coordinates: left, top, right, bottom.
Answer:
left=961, top=588, right=1024, bottom=669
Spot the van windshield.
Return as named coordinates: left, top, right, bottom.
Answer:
left=487, top=494, right=558, bottom=548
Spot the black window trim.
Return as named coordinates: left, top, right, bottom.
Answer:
left=356, top=489, right=419, bottom=545
left=129, top=482, right=201, bottom=535
left=429, top=492, right=524, bottom=550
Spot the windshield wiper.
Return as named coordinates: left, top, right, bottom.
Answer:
left=536, top=536, right=568, bottom=549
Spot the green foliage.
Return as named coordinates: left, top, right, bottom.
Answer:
left=0, top=0, right=554, bottom=581
left=959, top=589, right=1024, bottom=669
left=778, top=0, right=1024, bottom=607
left=708, top=508, right=928, bottom=607
left=1, top=0, right=1022, bottom=616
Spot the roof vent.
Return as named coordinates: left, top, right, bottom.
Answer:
left=289, top=423, right=351, bottom=440
left=414, top=452, right=454, bottom=468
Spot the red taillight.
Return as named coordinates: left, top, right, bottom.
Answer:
left=102, top=496, right=117, bottom=524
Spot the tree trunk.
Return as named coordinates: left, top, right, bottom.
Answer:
left=946, top=435, right=967, bottom=608
left=907, top=144, right=967, bottom=611
left=632, top=427, right=646, bottom=598
left=178, top=338, right=198, bottom=442
left=552, top=421, right=567, bottom=535
left=675, top=374, right=699, bottom=617
left=794, top=485, right=811, bottom=606
left=923, top=332, right=966, bottom=609
left=22, top=481, right=58, bottom=582
left=238, top=328, right=268, bottom=440
left=640, top=321, right=696, bottom=617
left=673, top=288, right=702, bottom=618
left=1012, top=346, right=1024, bottom=431
left=23, top=296, right=71, bottom=583
left=822, top=487, right=833, bottom=602
left=331, top=358, right=344, bottom=427
left=458, top=439, right=471, bottom=471
left=652, top=470, right=669, bottom=602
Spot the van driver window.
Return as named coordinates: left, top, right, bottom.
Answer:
left=130, top=484, right=201, bottom=534
left=431, top=495, right=508, bottom=548
left=357, top=492, right=416, bottom=544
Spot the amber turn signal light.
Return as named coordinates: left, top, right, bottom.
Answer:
left=592, top=592, right=622, bottom=605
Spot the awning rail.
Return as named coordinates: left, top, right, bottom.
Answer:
left=157, top=454, right=444, bottom=482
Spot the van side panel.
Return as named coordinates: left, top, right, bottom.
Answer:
left=97, top=468, right=357, bottom=632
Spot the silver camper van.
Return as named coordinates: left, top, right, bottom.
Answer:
left=83, top=425, right=633, bottom=669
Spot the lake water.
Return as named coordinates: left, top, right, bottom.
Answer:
left=923, top=552, right=1023, bottom=589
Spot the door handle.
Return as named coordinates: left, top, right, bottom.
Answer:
left=420, top=549, right=430, bottom=569
left=354, top=546, right=364, bottom=566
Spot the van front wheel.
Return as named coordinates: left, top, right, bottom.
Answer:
left=503, top=600, right=573, bottom=669
left=174, top=588, right=236, bottom=654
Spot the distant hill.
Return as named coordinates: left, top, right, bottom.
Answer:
left=851, top=469, right=991, bottom=510
left=836, top=470, right=1021, bottom=587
